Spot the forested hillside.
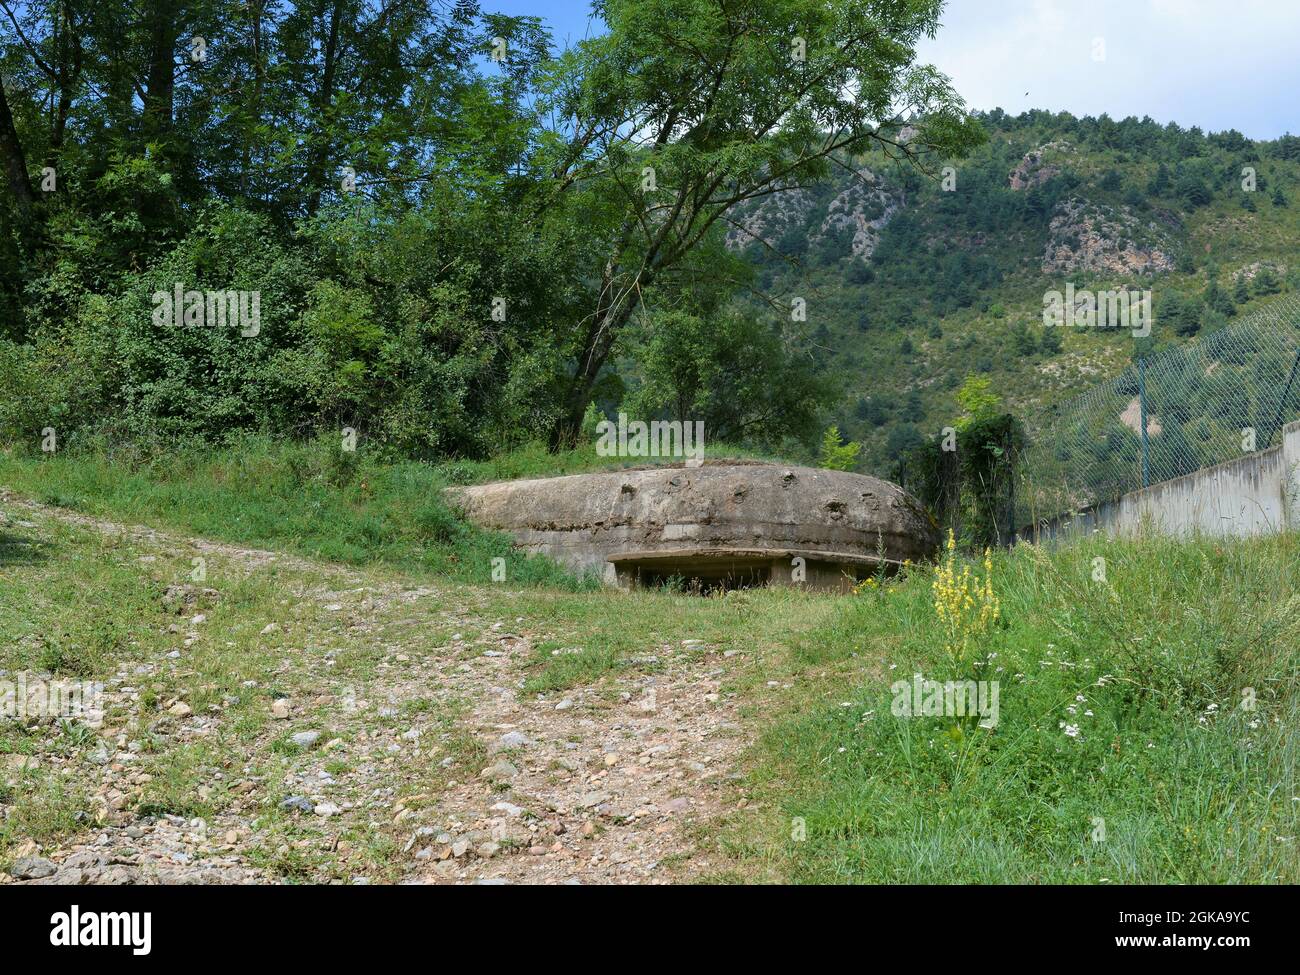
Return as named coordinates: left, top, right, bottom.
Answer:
left=729, top=111, right=1300, bottom=473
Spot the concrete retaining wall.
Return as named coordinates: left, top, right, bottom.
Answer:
left=1027, top=419, right=1300, bottom=541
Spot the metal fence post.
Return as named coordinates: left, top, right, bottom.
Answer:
left=1006, top=429, right=1017, bottom=547
left=1138, top=355, right=1150, bottom=488
left=1265, top=347, right=1300, bottom=449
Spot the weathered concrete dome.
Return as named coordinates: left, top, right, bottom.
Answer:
left=448, top=462, right=939, bottom=592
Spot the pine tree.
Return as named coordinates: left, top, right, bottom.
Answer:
left=1254, top=267, right=1281, bottom=296
left=1204, top=280, right=1236, bottom=318
left=818, top=426, right=862, bottom=471
left=1147, top=163, right=1171, bottom=196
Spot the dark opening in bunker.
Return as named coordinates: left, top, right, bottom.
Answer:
left=637, top=561, right=772, bottom=593
left=608, top=548, right=895, bottom=594
left=612, top=551, right=782, bottom=593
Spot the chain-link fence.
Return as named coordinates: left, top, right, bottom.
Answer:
left=1017, top=292, right=1300, bottom=530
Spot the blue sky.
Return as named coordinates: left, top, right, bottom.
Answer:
left=488, top=0, right=1299, bottom=139
left=490, top=0, right=604, bottom=47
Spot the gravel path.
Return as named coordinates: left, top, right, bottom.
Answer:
left=1, top=493, right=745, bottom=885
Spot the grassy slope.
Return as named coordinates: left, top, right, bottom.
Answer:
left=0, top=435, right=787, bottom=592
left=4, top=445, right=1298, bottom=882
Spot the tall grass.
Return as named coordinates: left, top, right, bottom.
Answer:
left=738, top=532, right=1300, bottom=883
left=0, top=434, right=599, bottom=588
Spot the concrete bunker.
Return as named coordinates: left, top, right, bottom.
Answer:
left=448, top=461, right=939, bottom=593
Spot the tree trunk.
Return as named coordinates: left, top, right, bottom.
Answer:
left=0, top=75, right=36, bottom=221
left=142, top=0, right=179, bottom=141
left=305, top=0, right=343, bottom=214
left=549, top=294, right=637, bottom=450
left=244, top=0, right=265, bottom=197
left=47, top=0, right=83, bottom=173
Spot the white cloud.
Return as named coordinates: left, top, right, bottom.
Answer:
left=916, top=0, right=1300, bottom=138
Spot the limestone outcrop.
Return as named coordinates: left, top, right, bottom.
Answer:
left=724, top=167, right=903, bottom=265
left=1042, top=198, right=1177, bottom=275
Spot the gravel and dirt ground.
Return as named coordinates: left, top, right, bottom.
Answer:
left=1, top=492, right=794, bottom=885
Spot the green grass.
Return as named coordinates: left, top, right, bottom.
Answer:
left=724, top=532, right=1300, bottom=883
left=2, top=434, right=598, bottom=589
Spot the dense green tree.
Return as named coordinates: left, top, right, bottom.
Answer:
left=855, top=396, right=889, bottom=426
left=1160, top=290, right=1202, bottom=337
left=11, top=0, right=973, bottom=458
left=1254, top=267, right=1281, bottom=296
left=537, top=0, right=983, bottom=447
left=885, top=421, right=922, bottom=460
left=817, top=424, right=861, bottom=471
left=1204, top=279, right=1236, bottom=318
left=1176, top=172, right=1212, bottom=207
left=1147, top=163, right=1171, bottom=196
left=1010, top=322, right=1037, bottom=355
left=621, top=303, right=834, bottom=449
